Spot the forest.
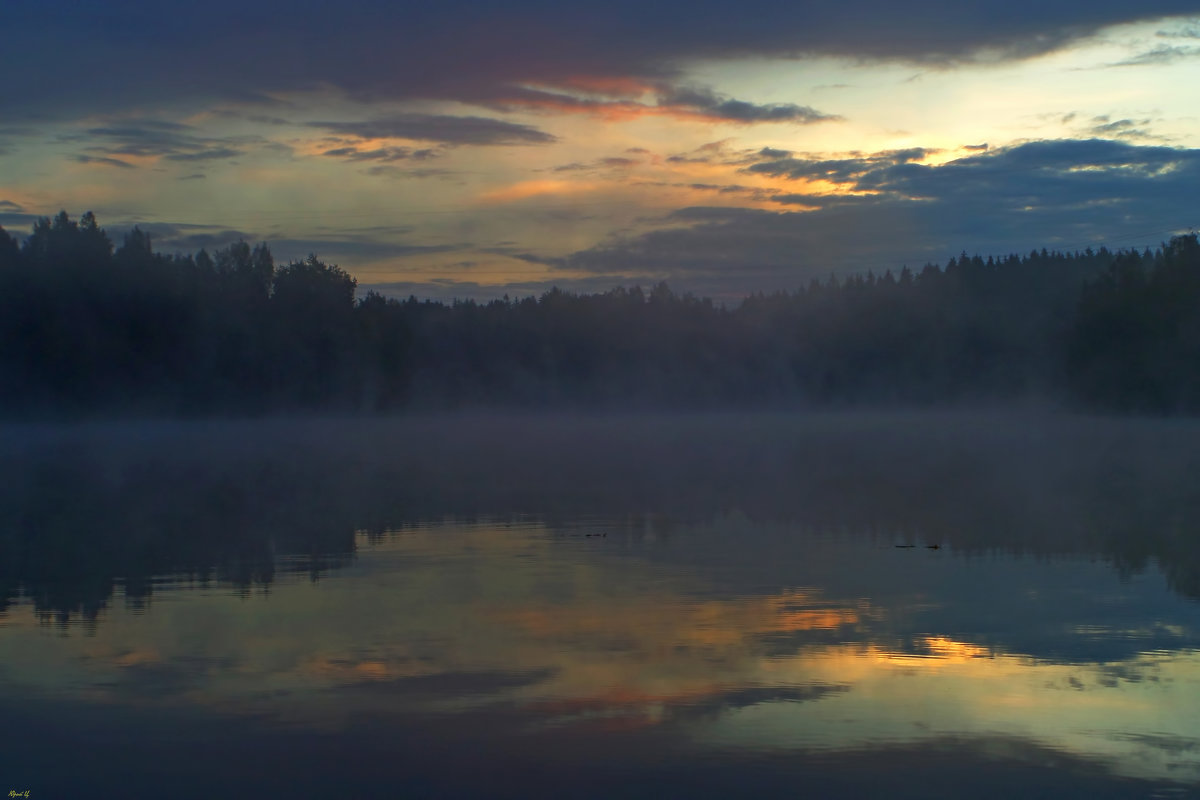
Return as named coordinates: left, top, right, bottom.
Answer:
left=1, top=211, right=1198, bottom=417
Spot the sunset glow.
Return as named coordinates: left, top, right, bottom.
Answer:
left=3, top=4, right=1199, bottom=299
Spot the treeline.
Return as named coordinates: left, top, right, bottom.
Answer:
left=2, top=211, right=1199, bottom=416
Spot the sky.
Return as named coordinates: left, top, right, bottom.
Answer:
left=3, top=1, right=1200, bottom=301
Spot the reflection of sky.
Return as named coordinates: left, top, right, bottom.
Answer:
left=2, top=519, right=1199, bottom=785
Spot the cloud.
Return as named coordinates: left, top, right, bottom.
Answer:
left=321, top=146, right=440, bottom=163
left=1086, top=117, right=1158, bottom=141
left=163, top=147, right=243, bottom=162
left=127, top=225, right=257, bottom=253
left=0, top=206, right=42, bottom=230
left=559, top=139, right=1200, bottom=294
left=629, top=179, right=781, bottom=202
left=69, top=122, right=249, bottom=163
left=478, top=245, right=566, bottom=267
left=1106, top=43, right=1200, bottom=66
left=8, top=1, right=1197, bottom=119
left=551, top=156, right=640, bottom=172
left=744, top=147, right=935, bottom=183
left=72, top=154, right=136, bottom=168
left=308, top=114, right=556, bottom=146
left=211, top=110, right=294, bottom=126
left=655, top=85, right=838, bottom=123
left=662, top=139, right=787, bottom=166
left=363, top=165, right=455, bottom=179
left=487, top=83, right=838, bottom=125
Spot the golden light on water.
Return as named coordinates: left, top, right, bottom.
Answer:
left=2, top=520, right=1198, bottom=785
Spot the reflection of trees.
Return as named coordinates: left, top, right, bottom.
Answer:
left=4, top=414, right=1200, bottom=623
left=0, top=440, right=359, bottom=623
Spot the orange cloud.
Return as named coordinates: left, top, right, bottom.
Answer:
left=477, top=179, right=603, bottom=203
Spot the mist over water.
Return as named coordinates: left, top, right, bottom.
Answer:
left=3, top=411, right=1200, bottom=798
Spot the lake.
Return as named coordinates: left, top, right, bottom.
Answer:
left=2, top=412, right=1199, bottom=798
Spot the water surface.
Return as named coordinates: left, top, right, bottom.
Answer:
left=2, top=413, right=1199, bottom=798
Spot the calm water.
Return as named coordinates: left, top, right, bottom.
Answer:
left=2, top=413, right=1200, bottom=798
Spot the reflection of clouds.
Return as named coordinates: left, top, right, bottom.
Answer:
left=498, top=589, right=862, bottom=651
left=490, top=586, right=866, bottom=727
left=1, top=522, right=1199, bottom=783
left=702, top=641, right=1200, bottom=782
left=877, top=636, right=992, bottom=666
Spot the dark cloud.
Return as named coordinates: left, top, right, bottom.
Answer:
left=561, top=139, right=1200, bottom=294
left=664, top=139, right=770, bottom=166
left=963, top=143, right=989, bottom=151
left=486, top=83, right=837, bottom=126
left=0, top=200, right=25, bottom=213
left=1106, top=43, right=1200, bottom=66
left=163, top=147, right=243, bottom=162
left=656, top=85, right=837, bottom=123
left=551, top=156, right=640, bottom=172
left=322, top=145, right=440, bottom=163
left=178, top=174, right=206, bottom=180
left=71, top=122, right=249, bottom=163
left=77, top=125, right=194, bottom=157
left=745, top=147, right=935, bottom=183
left=1087, top=117, right=1157, bottom=141
left=6, top=0, right=1197, bottom=119
left=363, top=165, right=455, bottom=179
left=478, top=245, right=566, bottom=267
left=308, top=114, right=556, bottom=146
left=0, top=210, right=42, bottom=230
left=260, top=141, right=295, bottom=158
left=129, top=225, right=258, bottom=253
left=211, top=110, right=293, bottom=125
left=72, top=154, right=136, bottom=168
left=630, top=179, right=780, bottom=201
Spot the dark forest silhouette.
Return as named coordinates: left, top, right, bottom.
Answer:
left=2, top=211, right=1199, bottom=415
